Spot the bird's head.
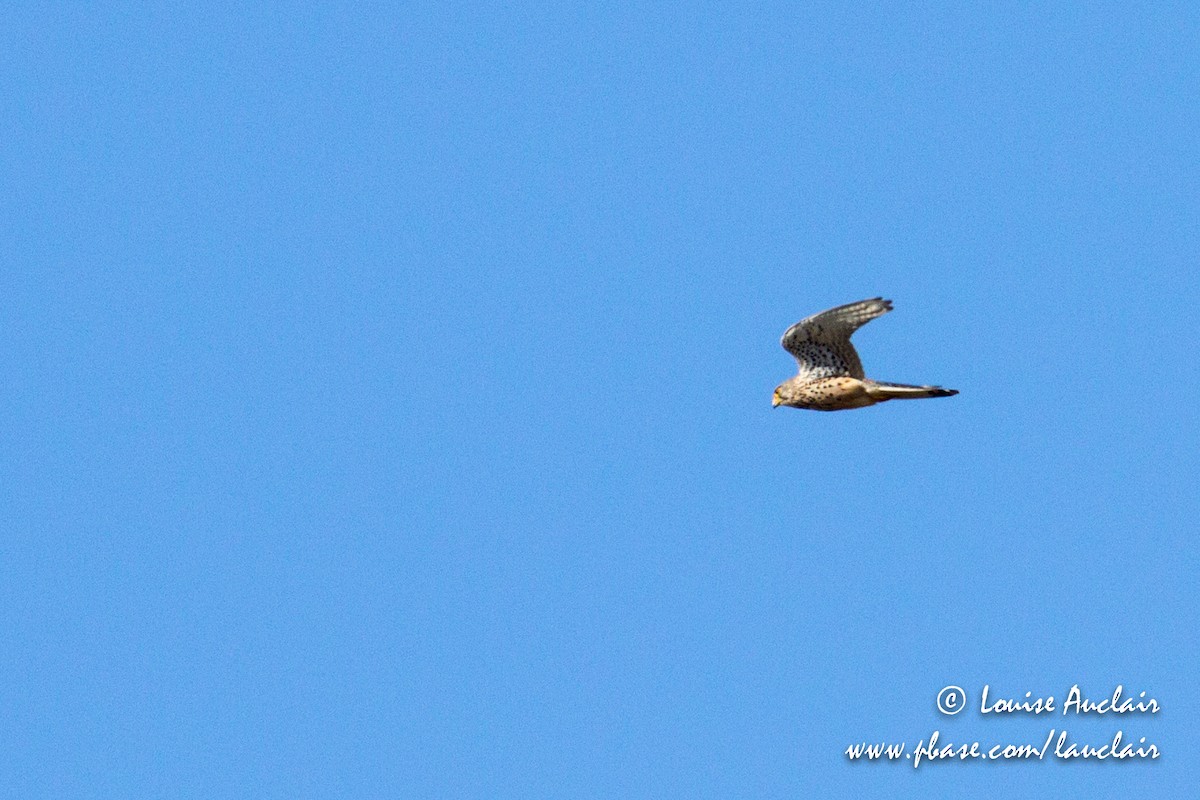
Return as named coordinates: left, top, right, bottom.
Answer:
left=772, top=384, right=786, bottom=408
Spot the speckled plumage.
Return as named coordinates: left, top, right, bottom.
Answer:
left=773, top=298, right=958, bottom=411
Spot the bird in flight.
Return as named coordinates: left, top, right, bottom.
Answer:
left=773, top=298, right=958, bottom=411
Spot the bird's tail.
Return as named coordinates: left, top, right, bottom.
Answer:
left=867, top=381, right=959, bottom=402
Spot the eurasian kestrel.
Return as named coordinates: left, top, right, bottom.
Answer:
left=773, top=298, right=958, bottom=411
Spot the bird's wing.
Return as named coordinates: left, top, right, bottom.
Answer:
left=780, top=298, right=893, bottom=380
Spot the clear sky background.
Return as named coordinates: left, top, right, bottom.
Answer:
left=3, top=3, right=1196, bottom=798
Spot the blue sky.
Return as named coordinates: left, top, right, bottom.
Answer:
left=3, top=2, right=1196, bottom=797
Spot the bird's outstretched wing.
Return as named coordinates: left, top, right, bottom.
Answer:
left=780, top=298, right=893, bottom=380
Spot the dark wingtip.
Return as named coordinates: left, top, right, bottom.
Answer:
left=937, top=388, right=959, bottom=397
